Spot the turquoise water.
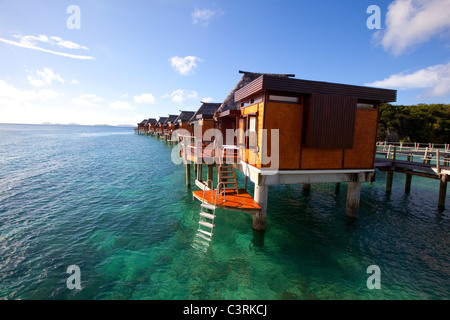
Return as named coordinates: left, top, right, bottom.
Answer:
left=0, top=124, right=448, bottom=300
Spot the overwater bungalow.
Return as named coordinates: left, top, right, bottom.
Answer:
left=155, top=116, right=168, bottom=137
left=174, top=111, right=195, bottom=133
left=163, top=115, right=179, bottom=140
left=190, top=70, right=396, bottom=236
left=146, top=118, right=157, bottom=134
left=189, top=102, right=222, bottom=141
left=136, top=119, right=148, bottom=134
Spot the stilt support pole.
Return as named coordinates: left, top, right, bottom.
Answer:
left=346, top=182, right=361, bottom=218
left=438, top=175, right=447, bottom=210
left=253, top=184, right=268, bottom=231
left=186, top=163, right=191, bottom=188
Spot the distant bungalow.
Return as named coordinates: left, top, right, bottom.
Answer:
left=155, top=116, right=168, bottom=137
left=145, top=118, right=157, bottom=134
left=174, top=111, right=195, bottom=133
left=189, top=102, right=222, bottom=141
left=136, top=119, right=147, bottom=134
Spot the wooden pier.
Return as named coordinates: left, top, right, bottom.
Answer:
left=375, top=142, right=449, bottom=209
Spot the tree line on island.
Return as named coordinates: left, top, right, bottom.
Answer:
left=377, top=103, right=450, bottom=144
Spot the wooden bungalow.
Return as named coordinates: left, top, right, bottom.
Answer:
left=136, top=119, right=147, bottom=134
left=164, top=115, right=178, bottom=131
left=155, top=116, right=168, bottom=136
left=190, top=102, right=222, bottom=141
left=192, top=70, right=396, bottom=233
left=146, top=118, right=157, bottom=133
left=174, top=111, right=195, bottom=133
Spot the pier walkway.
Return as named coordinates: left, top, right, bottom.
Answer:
left=374, top=142, right=449, bottom=209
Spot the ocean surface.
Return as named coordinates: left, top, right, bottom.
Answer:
left=0, top=123, right=448, bottom=300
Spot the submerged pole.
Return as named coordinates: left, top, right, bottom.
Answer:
left=302, top=183, right=311, bottom=193
left=335, top=183, right=341, bottom=195
left=345, top=182, right=361, bottom=218
left=405, top=173, right=412, bottom=194
left=438, top=175, right=447, bottom=210
left=253, top=183, right=268, bottom=231
left=386, top=171, right=394, bottom=194
left=405, top=154, right=412, bottom=193
left=197, top=163, right=203, bottom=182
left=186, top=162, right=191, bottom=188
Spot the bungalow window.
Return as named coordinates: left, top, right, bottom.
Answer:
left=247, top=116, right=257, bottom=150
left=269, top=95, right=299, bottom=103
left=241, top=95, right=263, bottom=107
left=357, top=101, right=377, bottom=109
left=251, top=96, right=263, bottom=104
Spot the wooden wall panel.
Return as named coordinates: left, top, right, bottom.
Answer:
left=263, top=101, right=302, bottom=170
left=301, top=148, right=343, bottom=169
left=307, top=94, right=357, bottom=149
left=344, top=109, right=378, bottom=169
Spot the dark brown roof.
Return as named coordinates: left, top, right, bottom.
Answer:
left=147, top=118, right=157, bottom=125
left=235, top=74, right=397, bottom=103
left=190, top=102, right=222, bottom=122
left=164, top=114, right=178, bottom=125
left=214, top=70, right=295, bottom=118
left=156, top=117, right=168, bottom=126
left=174, top=111, right=195, bottom=123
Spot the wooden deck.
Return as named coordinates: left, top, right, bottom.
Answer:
left=192, top=189, right=261, bottom=214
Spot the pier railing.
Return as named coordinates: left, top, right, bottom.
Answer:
left=375, top=142, right=449, bottom=209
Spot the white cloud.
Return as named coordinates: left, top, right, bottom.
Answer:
left=109, top=100, right=134, bottom=110
left=201, top=97, right=214, bottom=103
left=0, top=80, right=138, bottom=126
left=192, top=8, right=218, bottom=26
left=38, top=89, right=60, bottom=100
left=170, top=56, right=202, bottom=75
left=0, top=80, right=39, bottom=102
left=70, top=79, right=78, bottom=85
left=0, top=34, right=94, bottom=60
left=165, top=89, right=198, bottom=104
left=376, top=0, right=450, bottom=55
left=0, top=80, right=60, bottom=107
left=27, top=68, right=64, bottom=87
left=134, top=93, right=155, bottom=104
left=365, top=62, right=450, bottom=97
left=72, top=94, right=103, bottom=107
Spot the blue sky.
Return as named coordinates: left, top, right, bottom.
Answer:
left=0, top=0, right=449, bottom=125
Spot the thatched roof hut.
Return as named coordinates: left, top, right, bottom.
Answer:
left=156, top=117, right=168, bottom=127
left=164, top=115, right=179, bottom=127
left=174, top=111, right=195, bottom=125
left=190, top=102, right=222, bottom=123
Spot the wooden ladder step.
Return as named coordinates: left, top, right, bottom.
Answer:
left=220, top=171, right=233, bottom=178
left=200, top=212, right=216, bottom=220
left=221, top=181, right=237, bottom=185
